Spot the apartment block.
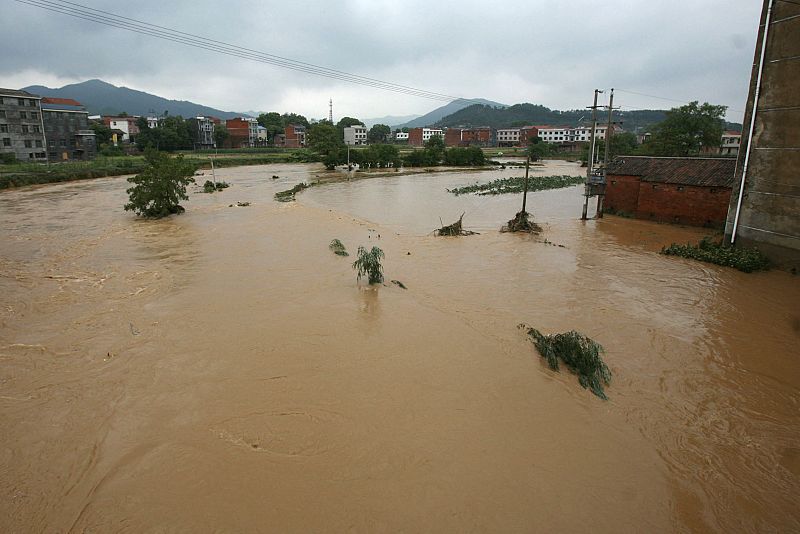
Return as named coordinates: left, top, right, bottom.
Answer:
left=41, top=97, right=96, bottom=162
left=0, top=88, right=47, bottom=162
left=344, top=124, right=367, bottom=145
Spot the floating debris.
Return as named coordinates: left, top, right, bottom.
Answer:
left=448, top=175, right=584, bottom=196
left=203, top=180, right=230, bottom=193
left=274, top=183, right=309, bottom=202
left=519, top=324, right=611, bottom=400
left=435, top=212, right=478, bottom=236
left=329, top=239, right=349, bottom=257
left=236, top=201, right=250, bottom=207
left=391, top=280, right=407, bottom=289
left=501, top=211, right=542, bottom=233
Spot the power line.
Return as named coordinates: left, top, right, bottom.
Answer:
left=13, top=0, right=478, bottom=103
left=616, top=88, right=745, bottom=115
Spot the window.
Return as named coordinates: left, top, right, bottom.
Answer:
left=21, top=111, right=28, bottom=119
left=29, top=153, right=34, bottom=159
left=652, top=185, right=658, bottom=190
left=35, top=140, right=42, bottom=148
left=0, top=124, right=7, bottom=133
left=21, top=125, right=28, bottom=133
left=33, top=125, right=40, bottom=133
left=48, top=139, right=55, bottom=147
left=0, top=110, right=4, bottom=118
left=31, top=112, right=38, bottom=119
left=60, top=139, right=66, bottom=147
left=24, top=140, right=32, bottom=148
left=18, top=98, right=25, bottom=106
left=28, top=99, right=36, bottom=107
left=677, top=186, right=684, bottom=191
left=2, top=138, right=10, bottom=146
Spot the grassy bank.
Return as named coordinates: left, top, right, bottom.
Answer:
left=0, top=149, right=320, bottom=190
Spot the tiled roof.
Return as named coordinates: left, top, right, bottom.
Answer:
left=606, top=156, right=736, bottom=188
left=42, top=97, right=83, bottom=106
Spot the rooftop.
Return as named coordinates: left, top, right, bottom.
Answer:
left=606, top=156, right=736, bottom=188
left=0, top=88, right=41, bottom=99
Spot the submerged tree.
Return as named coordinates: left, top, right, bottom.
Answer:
left=352, top=246, right=385, bottom=284
left=124, top=148, right=196, bottom=218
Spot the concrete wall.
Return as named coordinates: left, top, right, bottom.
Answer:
left=725, top=0, right=800, bottom=268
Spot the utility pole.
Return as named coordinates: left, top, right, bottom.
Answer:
left=582, top=89, right=603, bottom=220
left=597, top=88, right=615, bottom=219
left=522, top=155, right=531, bottom=214
left=329, top=98, right=333, bottom=123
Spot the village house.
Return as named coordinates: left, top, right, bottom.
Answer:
left=394, top=131, right=409, bottom=142
left=186, top=116, right=216, bottom=150
left=343, top=124, right=367, bottom=145
left=0, top=88, right=47, bottom=162
left=101, top=115, right=139, bottom=142
left=281, top=124, right=306, bottom=148
left=224, top=117, right=258, bottom=148
left=41, top=97, right=96, bottom=162
left=604, top=156, right=736, bottom=227
left=444, top=127, right=492, bottom=147
left=408, top=127, right=444, bottom=147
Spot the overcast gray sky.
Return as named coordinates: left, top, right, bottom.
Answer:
left=1, top=0, right=762, bottom=122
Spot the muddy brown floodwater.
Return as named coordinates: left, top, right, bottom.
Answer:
left=1, top=161, right=799, bottom=532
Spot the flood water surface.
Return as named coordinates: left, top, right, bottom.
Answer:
left=1, top=163, right=799, bottom=532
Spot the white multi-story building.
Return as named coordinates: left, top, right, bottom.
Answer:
left=395, top=131, right=409, bottom=141
left=537, top=125, right=614, bottom=143
left=497, top=128, right=520, bottom=146
left=344, top=124, right=368, bottom=145
left=422, top=128, right=444, bottom=141
left=720, top=131, right=741, bottom=156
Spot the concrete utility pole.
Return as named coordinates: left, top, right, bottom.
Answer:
left=597, top=88, right=615, bottom=218
left=522, top=155, right=531, bottom=214
left=329, top=98, right=333, bottom=123
left=582, top=89, right=603, bottom=220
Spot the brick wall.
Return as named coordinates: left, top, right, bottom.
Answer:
left=636, top=182, right=732, bottom=227
left=604, top=174, right=640, bottom=215
left=408, top=128, right=423, bottom=147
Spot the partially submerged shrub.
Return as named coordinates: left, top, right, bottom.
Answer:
left=329, top=238, right=349, bottom=256
left=124, top=149, right=195, bottom=218
left=353, top=246, right=384, bottom=284
left=519, top=324, right=611, bottom=400
left=203, top=180, right=229, bottom=193
left=274, top=182, right=309, bottom=202
left=662, top=236, right=769, bottom=273
left=501, top=211, right=542, bottom=233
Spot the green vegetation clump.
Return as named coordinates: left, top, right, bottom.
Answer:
left=329, top=238, right=349, bottom=256
left=661, top=237, right=770, bottom=273
left=501, top=210, right=542, bottom=233
left=519, top=324, right=611, bottom=400
left=124, top=149, right=196, bottom=218
left=274, top=182, right=309, bottom=202
left=442, top=146, right=486, bottom=166
left=203, top=180, right=229, bottom=193
left=448, top=174, right=584, bottom=196
left=353, top=246, right=385, bottom=284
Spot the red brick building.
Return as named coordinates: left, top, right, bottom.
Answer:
left=445, top=127, right=492, bottom=147
left=604, top=156, right=736, bottom=227
left=282, top=124, right=306, bottom=148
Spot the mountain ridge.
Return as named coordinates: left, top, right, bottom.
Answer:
left=21, top=79, right=246, bottom=119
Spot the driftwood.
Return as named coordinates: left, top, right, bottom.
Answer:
left=501, top=210, right=542, bottom=233
left=435, top=212, right=478, bottom=236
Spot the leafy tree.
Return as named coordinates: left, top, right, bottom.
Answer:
left=124, top=149, right=196, bottom=218
left=645, top=101, right=727, bottom=156
left=307, top=122, right=346, bottom=169
left=367, top=124, right=391, bottom=144
left=579, top=132, right=639, bottom=164
left=281, top=113, right=309, bottom=128
left=213, top=123, right=230, bottom=148
left=257, top=112, right=284, bottom=144
left=336, top=117, right=363, bottom=129
left=135, top=115, right=192, bottom=151
left=358, top=144, right=401, bottom=167
left=528, top=141, right=555, bottom=161
left=443, top=146, right=486, bottom=166
left=89, top=121, right=113, bottom=147
left=424, top=135, right=445, bottom=163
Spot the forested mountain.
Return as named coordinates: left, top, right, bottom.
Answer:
left=435, top=103, right=742, bottom=133
left=22, top=79, right=244, bottom=119
left=398, top=98, right=507, bottom=128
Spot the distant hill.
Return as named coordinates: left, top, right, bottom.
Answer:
left=22, top=79, right=246, bottom=119
left=397, top=98, right=507, bottom=128
left=362, top=114, right=421, bottom=128
left=436, top=103, right=743, bottom=133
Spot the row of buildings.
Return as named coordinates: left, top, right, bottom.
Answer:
left=1, top=88, right=97, bottom=162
